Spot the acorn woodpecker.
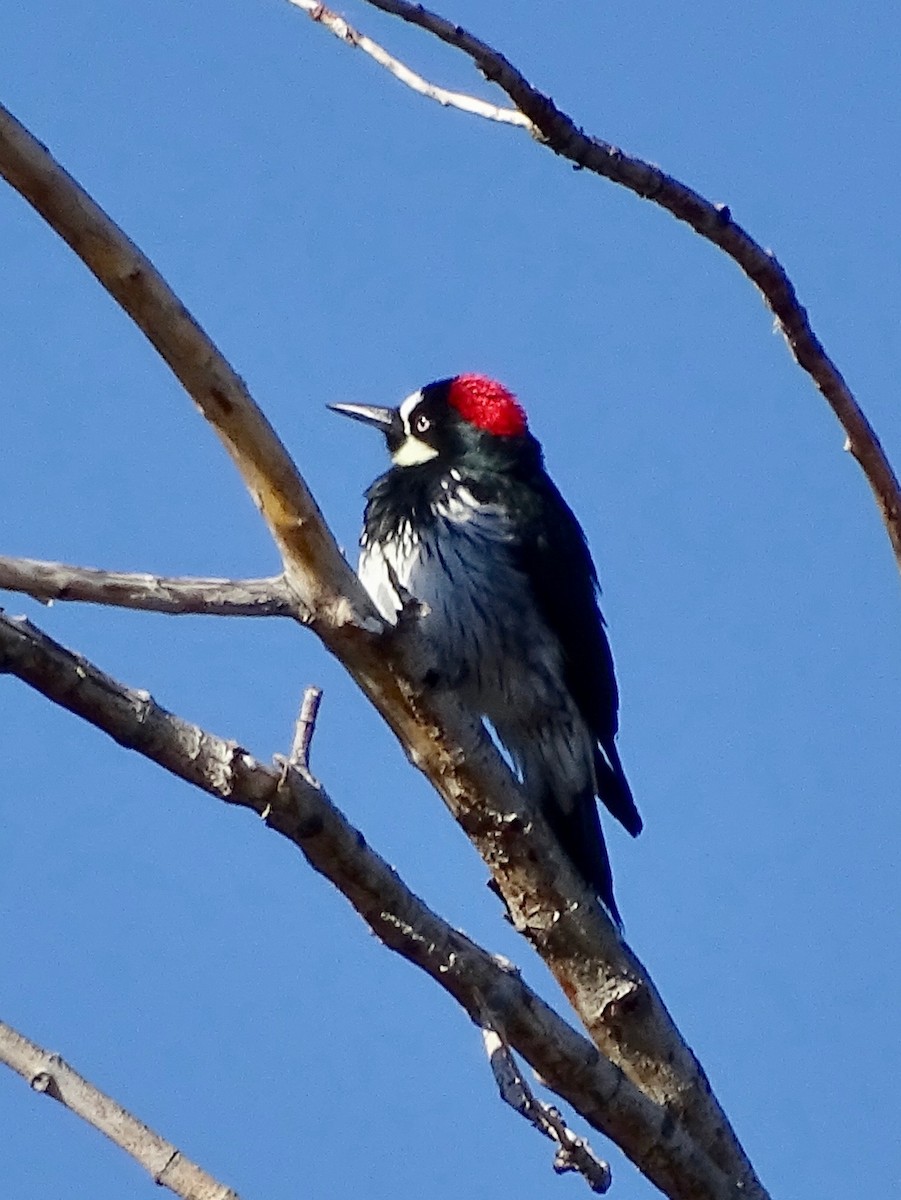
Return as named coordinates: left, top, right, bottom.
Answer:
left=331, top=374, right=640, bottom=925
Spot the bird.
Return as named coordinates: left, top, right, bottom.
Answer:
left=330, top=374, right=640, bottom=925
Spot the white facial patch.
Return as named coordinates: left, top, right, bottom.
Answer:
left=392, top=389, right=437, bottom=466
left=398, top=390, right=424, bottom=433
left=392, top=436, right=439, bottom=467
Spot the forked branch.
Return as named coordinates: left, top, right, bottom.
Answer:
left=289, top=0, right=530, bottom=126
left=0, top=610, right=726, bottom=1199
left=0, top=102, right=358, bottom=628
left=296, top=0, right=901, bottom=575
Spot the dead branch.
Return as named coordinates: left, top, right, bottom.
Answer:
left=0, top=556, right=294, bottom=617
left=0, top=100, right=353, bottom=629
left=0, top=609, right=729, bottom=1199
left=287, top=0, right=530, bottom=126
left=289, top=684, right=324, bottom=771
left=481, top=1021, right=611, bottom=1193
left=0, top=100, right=766, bottom=1198
left=313, top=0, right=900, bottom=577
left=0, top=1018, right=240, bottom=1200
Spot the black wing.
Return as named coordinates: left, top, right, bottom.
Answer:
left=517, top=475, right=642, bottom=838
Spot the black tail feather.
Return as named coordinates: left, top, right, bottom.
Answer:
left=595, top=742, right=642, bottom=837
left=543, top=786, right=623, bottom=929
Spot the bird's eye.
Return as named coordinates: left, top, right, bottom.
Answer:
left=414, top=413, right=431, bottom=434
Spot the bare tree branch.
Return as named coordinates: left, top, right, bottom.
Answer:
left=481, top=1021, right=611, bottom=1194
left=0, top=100, right=356, bottom=630
left=0, top=1018, right=240, bottom=1200
left=0, top=609, right=733, bottom=1200
left=287, top=0, right=531, bottom=126
left=0, top=101, right=768, bottom=1197
left=289, top=684, right=323, bottom=770
left=0, top=556, right=295, bottom=617
left=307, top=0, right=900, bottom=577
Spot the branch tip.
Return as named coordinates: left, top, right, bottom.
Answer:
left=286, top=0, right=534, bottom=128
left=290, top=685, right=324, bottom=773
left=0, top=556, right=297, bottom=618
left=479, top=1017, right=612, bottom=1194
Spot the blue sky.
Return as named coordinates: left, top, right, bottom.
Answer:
left=1, top=3, right=899, bottom=1197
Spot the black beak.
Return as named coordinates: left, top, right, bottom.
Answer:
left=329, top=402, right=399, bottom=435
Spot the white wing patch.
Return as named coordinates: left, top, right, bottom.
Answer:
left=359, top=539, right=406, bottom=621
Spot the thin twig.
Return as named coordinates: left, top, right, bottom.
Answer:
left=285, top=0, right=532, bottom=127
left=0, top=1019, right=239, bottom=1200
left=0, top=556, right=295, bottom=617
left=339, top=0, right=901, bottom=575
left=481, top=1022, right=611, bottom=1194
left=290, top=685, right=323, bottom=770
left=0, top=608, right=731, bottom=1200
